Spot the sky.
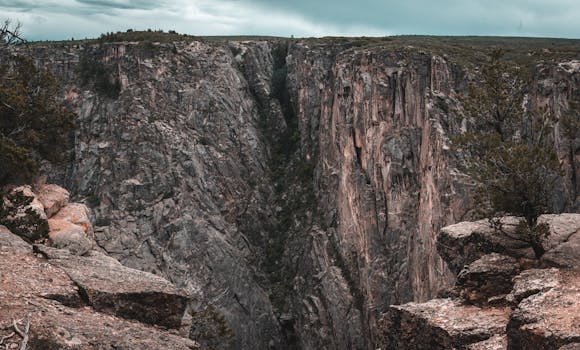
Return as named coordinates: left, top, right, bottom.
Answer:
left=2, top=0, right=580, bottom=41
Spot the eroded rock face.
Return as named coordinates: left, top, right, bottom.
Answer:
left=456, top=253, right=520, bottom=305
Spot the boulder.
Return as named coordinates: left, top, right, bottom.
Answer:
left=34, top=244, right=189, bottom=329
left=36, top=183, right=70, bottom=218
left=456, top=253, right=520, bottom=305
left=51, top=203, right=94, bottom=238
left=507, top=271, right=580, bottom=350
left=437, top=217, right=533, bottom=274
left=379, top=298, right=510, bottom=350
left=48, top=219, right=93, bottom=255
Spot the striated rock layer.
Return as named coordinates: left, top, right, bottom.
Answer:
left=26, top=37, right=580, bottom=349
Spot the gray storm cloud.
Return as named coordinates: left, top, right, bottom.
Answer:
left=1, top=0, right=578, bottom=40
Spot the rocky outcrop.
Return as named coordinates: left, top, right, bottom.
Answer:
left=507, top=271, right=580, bottom=350
left=23, top=37, right=580, bottom=349
left=455, top=253, right=520, bottom=305
left=0, top=225, right=199, bottom=350
left=380, top=298, right=510, bottom=349
left=378, top=214, right=580, bottom=350
left=34, top=244, right=189, bottom=329
left=1, top=184, right=94, bottom=255
left=1, top=185, right=49, bottom=241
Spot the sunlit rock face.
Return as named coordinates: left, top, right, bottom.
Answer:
left=29, top=37, right=580, bottom=349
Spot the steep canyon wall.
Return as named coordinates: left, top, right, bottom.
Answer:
left=26, top=37, right=580, bottom=349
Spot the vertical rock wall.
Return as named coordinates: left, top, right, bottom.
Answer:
left=27, top=37, right=580, bottom=349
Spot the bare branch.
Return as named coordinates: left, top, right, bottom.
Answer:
left=0, top=332, right=15, bottom=345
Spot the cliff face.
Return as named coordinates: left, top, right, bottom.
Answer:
left=28, top=37, right=580, bottom=349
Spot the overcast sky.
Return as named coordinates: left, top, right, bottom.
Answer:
left=3, top=0, right=580, bottom=41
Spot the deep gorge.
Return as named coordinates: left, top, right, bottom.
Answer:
left=25, top=36, right=580, bottom=349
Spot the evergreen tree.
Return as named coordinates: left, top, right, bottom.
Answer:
left=456, top=49, right=561, bottom=258
left=0, top=20, right=76, bottom=186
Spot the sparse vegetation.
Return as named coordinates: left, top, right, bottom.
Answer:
left=97, top=29, right=198, bottom=44
left=455, top=49, right=562, bottom=258
left=189, top=305, right=235, bottom=350
left=0, top=189, right=49, bottom=241
left=1, top=36, right=76, bottom=186
left=78, top=51, right=121, bottom=98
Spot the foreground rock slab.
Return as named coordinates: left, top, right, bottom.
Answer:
left=379, top=298, right=510, bottom=349
left=507, top=271, right=580, bottom=350
left=0, top=227, right=198, bottom=349
left=28, top=299, right=199, bottom=350
left=34, top=244, right=189, bottom=329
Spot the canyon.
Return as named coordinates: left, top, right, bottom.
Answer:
left=5, top=35, right=579, bottom=349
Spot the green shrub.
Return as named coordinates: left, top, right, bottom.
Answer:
left=78, top=52, right=121, bottom=98
left=0, top=55, right=76, bottom=186
left=455, top=49, right=561, bottom=258
left=0, top=189, right=49, bottom=241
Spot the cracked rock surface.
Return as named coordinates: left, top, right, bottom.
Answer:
left=379, top=214, right=580, bottom=350
left=0, top=225, right=199, bottom=350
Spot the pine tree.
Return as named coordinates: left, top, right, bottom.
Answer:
left=455, top=49, right=561, bottom=258
left=0, top=20, right=76, bottom=186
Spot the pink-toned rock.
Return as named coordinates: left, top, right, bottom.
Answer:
left=0, top=227, right=198, bottom=350
left=539, top=214, right=580, bottom=269
left=468, top=335, right=507, bottom=350
left=48, top=219, right=93, bottom=255
left=507, top=271, right=580, bottom=350
left=378, top=298, right=510, bottom=349
left=52, top=203, right=94, bottom=239
left=37, top=184, right=70, bottom=218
